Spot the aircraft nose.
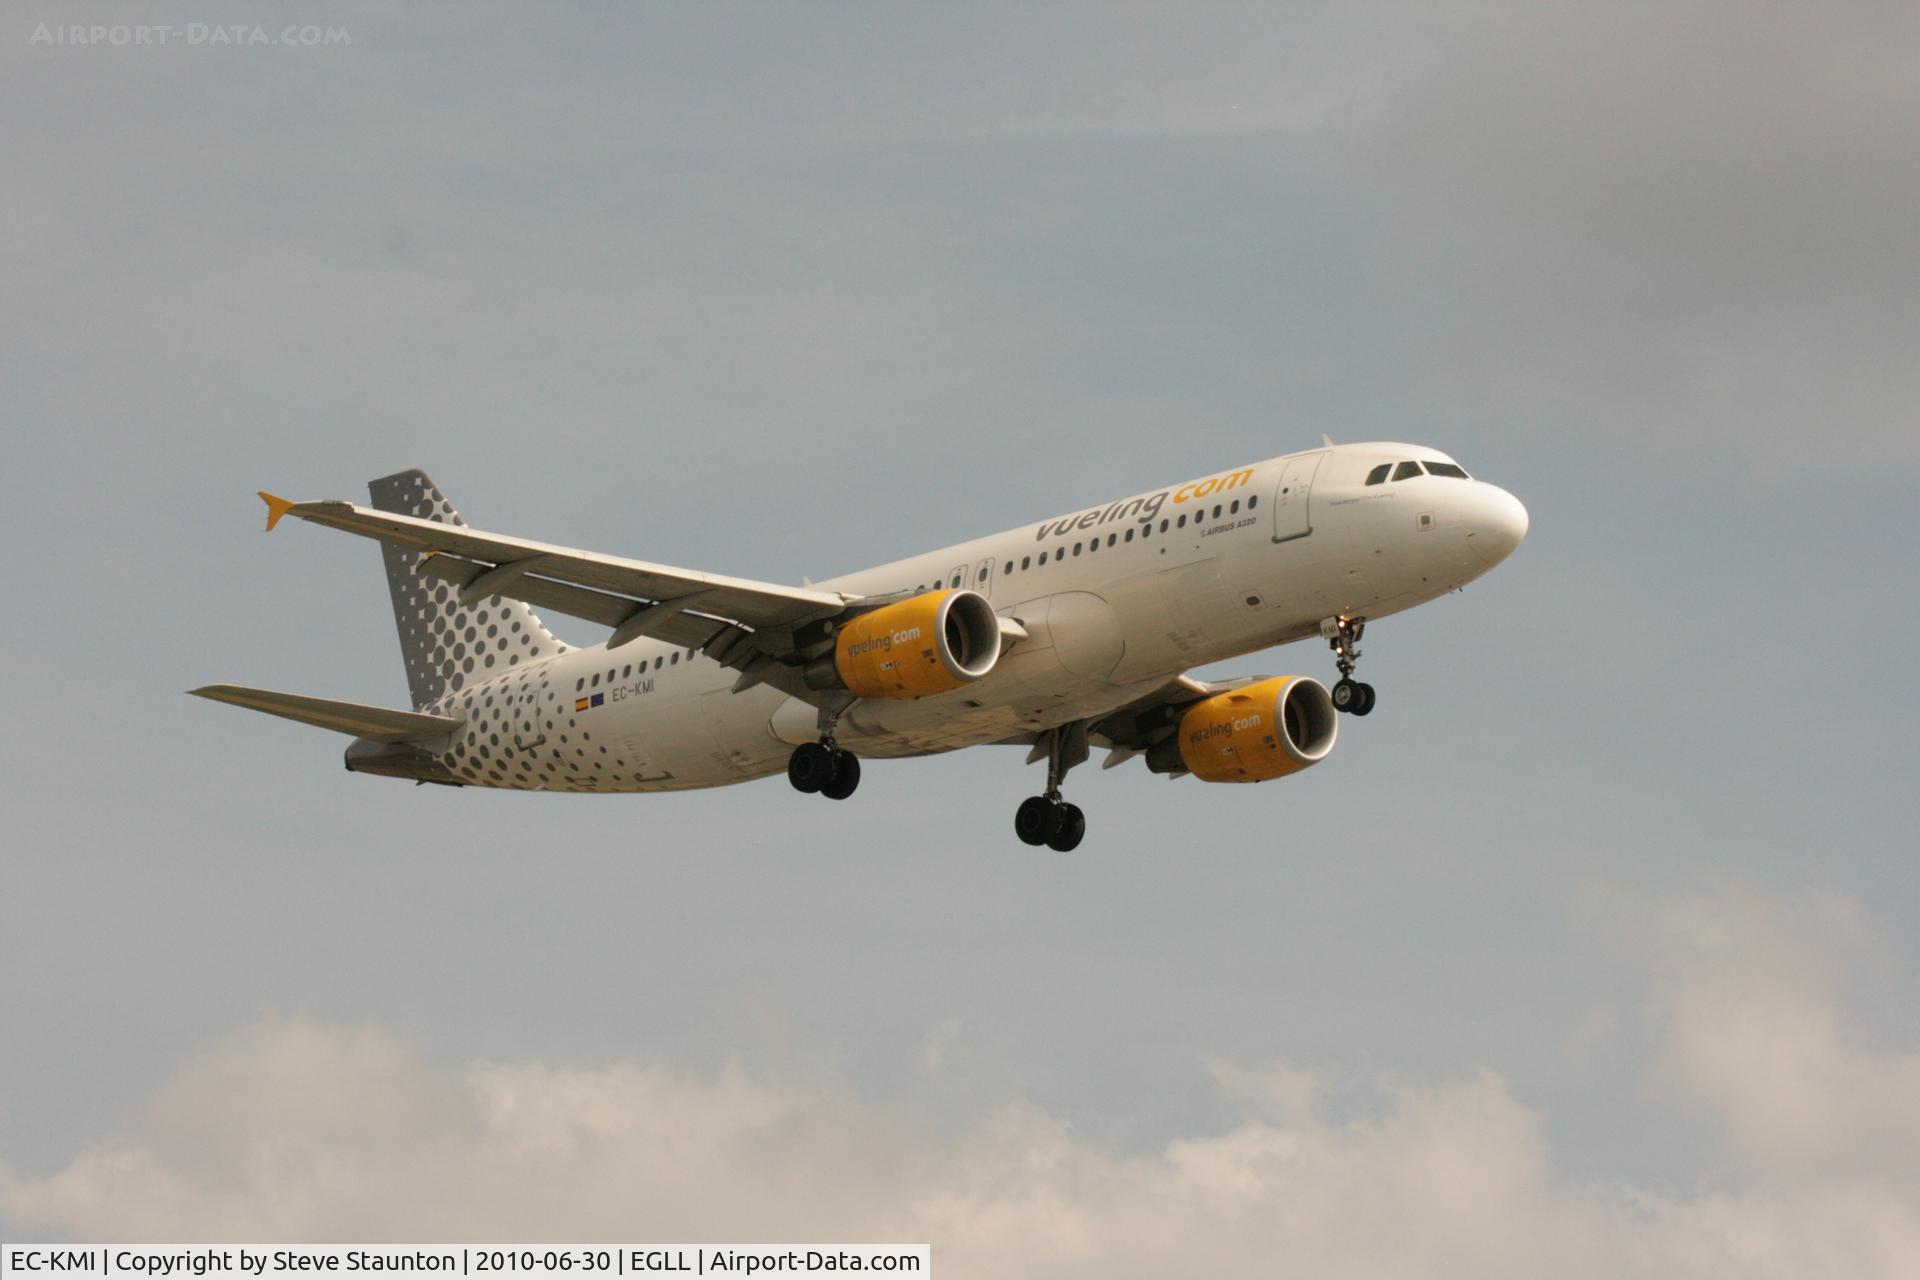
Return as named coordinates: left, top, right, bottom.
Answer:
left=1466, top=483, right=1529, bottom=566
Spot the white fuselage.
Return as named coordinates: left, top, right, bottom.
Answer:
left=417, top=443, right=1527, bottom=792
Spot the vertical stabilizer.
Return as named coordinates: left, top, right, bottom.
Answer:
left=368, top=469, right=568, bottom=709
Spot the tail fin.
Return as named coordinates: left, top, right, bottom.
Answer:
left=368, top=469, right=569, bottom=709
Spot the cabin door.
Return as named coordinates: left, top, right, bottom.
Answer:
left=1271, top=452, right=1325, bottom=544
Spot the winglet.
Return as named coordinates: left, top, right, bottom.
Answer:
left=258, top=491, right=297, bottom=532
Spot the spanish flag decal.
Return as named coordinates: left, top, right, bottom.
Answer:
left=574, top=692, right=605, bottom=712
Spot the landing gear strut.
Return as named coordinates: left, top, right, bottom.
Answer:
left=1015, top=722, right=1088, bottom=851
left=1322, top=615, right=1377, bottom=717
left=788, top=704, right=860, bottom=800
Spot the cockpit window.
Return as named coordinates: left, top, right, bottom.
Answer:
left=1425, top=461, right=1471, bottom=479
left=1364, top=463, right=1391, bottom=486
left=1392, top=460, right=1424, bottom=481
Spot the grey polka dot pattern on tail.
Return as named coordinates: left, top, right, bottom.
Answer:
left=367, top=469, right=568, bottom=711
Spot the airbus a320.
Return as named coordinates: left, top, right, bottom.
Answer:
left=194, top=443, right=1528, bottom=849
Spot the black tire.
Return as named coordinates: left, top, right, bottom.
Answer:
left=1351, top=683, right=1376, bottom=717
left=1014, top=796, right=1062, bottom=846
left=1046, top=803, right=1086, bottom=852
left=820, top=751, right=861, bottom=800
left=1332, top=678, right=1358, bottom=712
left=787, top=742, right=834, bottom=794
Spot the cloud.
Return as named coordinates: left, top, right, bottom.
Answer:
left=1368, top=0, right=1920, bottom=467
left=1634, top=889, right=1920, bottom=1189
left=7, top=888, right=1920, bottom=1277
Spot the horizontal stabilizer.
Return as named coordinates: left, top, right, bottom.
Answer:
left=189, top=684, right=464, bottom=743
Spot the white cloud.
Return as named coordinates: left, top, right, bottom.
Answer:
left=6, top=888, right=1919, bottom=1277
left=1634, top=889, right=1920, bottom=1189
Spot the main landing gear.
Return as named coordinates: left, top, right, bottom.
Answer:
left=788, top=739, right=860, bottom=800
left=1015, top=795, right=1085, bottom=851
left=1015, top=722, right=1088, bottom=851
left=1322, top=614, right=1377, bottom=717
left=788, top=700, right=861, bottom=801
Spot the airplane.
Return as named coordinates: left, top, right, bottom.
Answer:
left=193, top=442, right=1527, bottom=849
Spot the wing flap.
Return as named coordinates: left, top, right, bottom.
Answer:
left=190, top=684, right=464, bottom=743
left=412, top=552, right=741, bottom=650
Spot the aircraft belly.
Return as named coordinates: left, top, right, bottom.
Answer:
left=833, top=669, right=1164, bottom=757
left=699, top=686, right=789, bottom=777
left=582, top=679, right=784, bottom=791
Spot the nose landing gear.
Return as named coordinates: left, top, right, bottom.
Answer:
left=1015, top=722, right=1088, bottom=850
left=1322, top=615, right=1376, bottom=717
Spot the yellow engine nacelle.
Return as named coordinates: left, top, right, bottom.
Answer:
left=811, top=589, right=1003, bottom=699
left=1146, top=676, right=1339, bottom=782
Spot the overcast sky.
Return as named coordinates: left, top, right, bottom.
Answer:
left=4, top=2, right=1918, bottom=1273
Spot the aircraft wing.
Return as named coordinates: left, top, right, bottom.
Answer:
left=259, top=492, right=859, bottom=697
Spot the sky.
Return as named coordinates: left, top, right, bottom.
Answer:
left=3, top=1, right=1918, bottom=1273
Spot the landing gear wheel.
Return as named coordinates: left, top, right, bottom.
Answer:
left=1015, top=795, right=1064, bottom=846
left=819, top=751, right=861, bottom=800
left=1015, top=722, right=1091, bottom=848
left=1046, top=802, right=1086, bottom=852
left=1324, top=617, right=1375, bottom=715
left=1333, top=679, right=1376, bottom=715
left=787, top=742, right=835, bottom=794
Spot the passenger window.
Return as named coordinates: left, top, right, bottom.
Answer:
left=654, top=657, right=663, bottom=670
left=1365, top=463, right=1391, bottom=486
left=1073, top=542, right=1082, bottom=556
left=670, top=652, right=679, bottom=665
left=951, top=574, right=961, bottom=588
left=1426, top=461, right=1470, bottom=479
left=1393, top=461, right=1424, bottom=481
left=622, top=665, right=631, bottom=679
left=1124, top=528, right=1134, bottom=543
left=1039, top=551, right=1048, bottom=565
left=1107, top=533, right=1116, bottom=547
left=1230, top=500, right=1240, bottom=514
left=1021, top=556, right=1031, bottom=569
left=591, top=674, right=599, bottom=686
left=1177, top=514, right=1187, bottom=528
left=1248, top=494, right=1258, bottom=508
left=1160, top=519, right=1169, bottom=532
left=1212, top=505, right=1222, bottom=518
left=575, top=678, right=584, bottom=691
left=1002, top=562, right=1011, bottom=576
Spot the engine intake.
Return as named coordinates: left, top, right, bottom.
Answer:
left=1146, top=676, right=1338, bottom=782
left=808, top=589, right=1003, bottom=699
